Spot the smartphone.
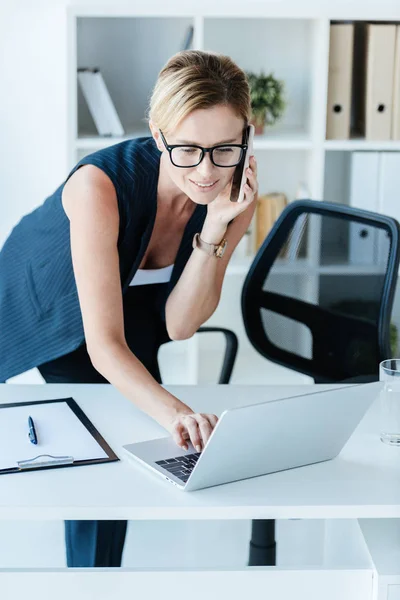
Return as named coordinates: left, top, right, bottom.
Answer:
left=230, top=124, right=255, bottom=203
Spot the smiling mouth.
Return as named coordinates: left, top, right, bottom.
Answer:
left=190, top=180, right=218, bottom=189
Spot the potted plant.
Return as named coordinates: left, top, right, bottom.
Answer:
left=246, top=71, right=286, bottom=135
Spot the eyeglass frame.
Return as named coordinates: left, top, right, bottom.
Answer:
left=158, top=129, right=248, bottom=168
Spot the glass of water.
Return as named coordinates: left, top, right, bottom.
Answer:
left=379, top=359, right=400, bottom=445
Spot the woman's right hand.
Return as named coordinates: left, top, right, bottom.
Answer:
left=166, top=411, right=219, bottom=453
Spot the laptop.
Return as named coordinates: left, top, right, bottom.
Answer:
left=122, top=382, right=381, bottom=492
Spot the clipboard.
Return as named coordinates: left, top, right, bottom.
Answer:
left=0, top=397, right=119, bottom=475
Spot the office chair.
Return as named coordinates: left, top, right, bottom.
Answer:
left=242, top=199, right=400, bottom=384
left=199, top=199, right=400, bottom=566
left=198, top=199, right=400, bottom=384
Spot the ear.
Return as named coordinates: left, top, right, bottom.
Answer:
left=149, top=120, right=164, bottom=152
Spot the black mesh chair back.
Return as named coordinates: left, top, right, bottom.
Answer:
left=242, top=199, right=400, bottom=383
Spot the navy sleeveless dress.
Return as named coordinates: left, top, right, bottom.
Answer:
left=0, top=136, right=207, bottom=567
left=38, top=282, right=171, bottom=568
left=0, top=136, right=207, bottom=382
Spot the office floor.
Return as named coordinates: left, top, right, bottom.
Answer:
left=2, top=346, right=312, bottom=568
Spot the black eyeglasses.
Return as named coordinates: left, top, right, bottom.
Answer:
left=159, top=129, right=247, bottom=168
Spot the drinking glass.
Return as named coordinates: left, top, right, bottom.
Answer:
left=379, top=359, right=400, bottom=445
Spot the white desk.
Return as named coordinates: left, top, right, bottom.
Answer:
left=0, top=383, right=399, bottom=600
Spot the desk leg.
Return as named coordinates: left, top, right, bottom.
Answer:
left=248, top=519, right=276, bottom=566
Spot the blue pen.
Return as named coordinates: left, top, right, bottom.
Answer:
left=28, top=416, right=38, bottom=445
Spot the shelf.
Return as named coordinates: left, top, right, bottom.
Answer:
left=226, top=257, right=387, bottom=276
left=75, top=128, right=313, bottom=151
left=77, top=134, right=400, bottom=152
left=225, top=256, right=309, bottom=277
left=253, top=129, right=313, bottom=150
left=324, top=139, right=400, bottom=151
left=75, top=130, right=149, bottom=150
left=318, top=263, right=386, bottom=275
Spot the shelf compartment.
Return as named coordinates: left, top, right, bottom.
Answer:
left=76, top=17, right=194, bottom=137
left=75, top=128, right=314, bottom=151
left=325, top=140, right=400, bottom=151
left=203, top=18, right=316, bottom=140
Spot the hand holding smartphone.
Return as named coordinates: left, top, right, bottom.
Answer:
left=230, top=124, right=255, bottom=203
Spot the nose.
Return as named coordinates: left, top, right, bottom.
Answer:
left=196, top=152, right=217, bottom=179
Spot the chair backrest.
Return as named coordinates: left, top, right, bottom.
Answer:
left=242, top=199, right=400, bottom=383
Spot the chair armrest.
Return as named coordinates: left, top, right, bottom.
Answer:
left=196, top=327, right=238, bottom=384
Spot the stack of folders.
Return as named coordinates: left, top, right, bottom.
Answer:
left=348, top=152, right=400, bottom=265
left=77, top=68, right=125, bottom=137
left=326, top=22, right=400, bottom=140
left=255, top=183, right=311, bottom=258
left=255, top=193, right=288, bottom=252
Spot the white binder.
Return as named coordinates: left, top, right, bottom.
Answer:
left=348, top=152, right=380, bottom=265
left=285, top=182, right=311, bottom=261
left=78, top=68, right=125, bottom=137
left=326, top=23, right=354, bottom=140
left=391, top=25, right=400, bottom=140
left=365, top=24, right=397, bottom=141
left=181, top=25, right=194, bottom=51
left=377, top=152, right=400, bottom=264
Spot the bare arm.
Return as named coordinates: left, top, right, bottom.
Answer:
left=166, top=156, right=258, bottom=340
left=165, top=199, right=256, bottom=339
left=61, top=165, right=217, bottom=450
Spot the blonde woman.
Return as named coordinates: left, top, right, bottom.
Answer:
left=0, top=50, right=258, bottom=566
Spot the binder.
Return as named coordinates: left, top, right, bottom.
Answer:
left=391, top=25, right=400, bottom=140
left=348, top=152, right=380, bottom=264
left=364, top=24, right=397, bottom=141
left=0, top=398, right=118, bottom=475
left=379, top=152, right=400, bottom=218
left=326, top=23, right=354, bottom=140
left=181, top=25, right=194, bottom=51
left=255, top=193, right=288, bottom=251
left=286, top=213, right=308, bottom=261
left=285, top=181, right=311, bottom=261
left=377, top=152, right=400, bottom=263
left=77, top=68, right=125, bottom=137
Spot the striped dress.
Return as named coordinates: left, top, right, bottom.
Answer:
left=0, top=136, right=207, bottom=381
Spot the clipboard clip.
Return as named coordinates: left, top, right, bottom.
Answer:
left=17, top=454, right=74, bottom=470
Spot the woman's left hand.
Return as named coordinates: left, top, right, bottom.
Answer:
left=202, top=155, right=258, bottom=243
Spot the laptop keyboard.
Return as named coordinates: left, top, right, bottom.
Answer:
left=155, top=452, right=201, bottom=483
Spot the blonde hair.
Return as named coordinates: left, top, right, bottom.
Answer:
left=148, top=50, right=251, bottom=134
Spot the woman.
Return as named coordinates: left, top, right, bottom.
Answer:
left=0, top=50, right=258, bottom=567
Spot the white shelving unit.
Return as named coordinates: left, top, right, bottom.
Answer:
left=359, top=519, right=400, bottom=600
left=325, top=140, right=400, bottom=151
left=67, top=5, right=400, bottom=384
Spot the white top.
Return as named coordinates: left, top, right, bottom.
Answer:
left=129, top=264, right=174, bottom=286
left=0, top=383, right=399, bottom=521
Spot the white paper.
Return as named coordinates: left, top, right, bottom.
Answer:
left=0, top=401, right=108, bottom=470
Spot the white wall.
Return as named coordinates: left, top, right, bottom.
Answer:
left=0, top=1, right=70, bottom=246
left=1, top=0, right=399, bottom=248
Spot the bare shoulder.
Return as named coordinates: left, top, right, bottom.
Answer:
left=62, top=164, right=118, bottom=221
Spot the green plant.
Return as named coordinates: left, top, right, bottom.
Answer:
left=246, top=71, right=286, bottom=127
